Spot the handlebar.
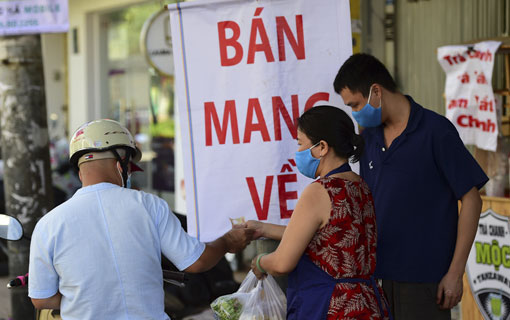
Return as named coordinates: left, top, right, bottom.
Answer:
left=162, top=270, right=188, bottom=282
left=7, top=274, right=28, bottom=288
left=7, top=270, right=188, bottom=289
left=162, top=270, right=188, bottom=288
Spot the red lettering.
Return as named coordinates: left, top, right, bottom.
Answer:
left=305, top=92, right=330, bottom=111
left=476, top=72, right=488, bottom=84
left=272, top=95, right=299, bottom=140
left=276, top=15, right=305, bottom=61
left=280, top=159, right=297, bottom=173
left=448, top=98, right=468, bottom=110
left=459, top=72, right=470, bottom=83
left=246, top=176, right=274, bottom=220
left=204, top=100, right=240, bottom=146
left=457, top=115, right=496, bottom=132
left=479, top=97, right=494, bottom=112
left=467, top=50, right=478, bottom=59
left=443, top=49, right=493, bottom=66
left=479, top=50, right=493, bottom=62
left=243, top=98, right=271, bottom=143
left=247, top=17, right=275, bottom=64
left=277, top=174, right=297, bottom=219
left=280, top=164, right=293, bottom=173
left=457, top=115, right=468, bottom=127
left=217, top=21, right=243, bottom=66
left=204, top=92, right=330, bottom=145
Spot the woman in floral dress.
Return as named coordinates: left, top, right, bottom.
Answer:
left=247, top=106, right=390, bottom=319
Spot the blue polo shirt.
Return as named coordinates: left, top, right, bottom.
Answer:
left=360, top=96, right=488, bottom=283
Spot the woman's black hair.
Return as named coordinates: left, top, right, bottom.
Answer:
left=297, top=105, right=365, bottom=163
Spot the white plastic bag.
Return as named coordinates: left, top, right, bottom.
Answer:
left=211, top=270, right=286, bottom=320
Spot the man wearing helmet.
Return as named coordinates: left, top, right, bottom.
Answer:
left=28, top=119, right=255, bottom=319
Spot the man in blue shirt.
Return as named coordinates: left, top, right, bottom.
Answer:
left=333, top=54, right=488, bottom=320
left=29, top=119, right=255, bottom=319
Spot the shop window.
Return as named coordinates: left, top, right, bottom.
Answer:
left=100, top=2, right=176, bottom=205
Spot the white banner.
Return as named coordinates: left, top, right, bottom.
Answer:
left=438, top=41, right=501, bottom=152
left=169, top=0, right=352, bottom=241
left=0, top=0, right=68, bottom=36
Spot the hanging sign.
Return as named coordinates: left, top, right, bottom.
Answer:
left=466, top=209, right=510, bottom=320
left=168, top=0, right=353, bottom=241
left=140, top=8, right=174, bottom=77
left=437, top=41, right=501, bottom=152
left=0, top=0, right=69, bottom=36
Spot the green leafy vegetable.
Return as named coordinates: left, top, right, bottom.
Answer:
left=211, top=296, right=244, bottom=320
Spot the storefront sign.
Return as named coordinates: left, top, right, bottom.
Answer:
left=141, top=8, right=174, bottom=77
left=0, top=0, right=68, bottom=36
left=168, top=0, right=352, bottom=241
left=437, top=41, right=501, bottom=152
left=466, top=209, right=510, bottom=320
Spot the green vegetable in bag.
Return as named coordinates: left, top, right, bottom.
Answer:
left=211, top=296, right=244, bottom=320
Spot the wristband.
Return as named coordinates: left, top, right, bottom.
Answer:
left=256, top=253, right=268, bottom=274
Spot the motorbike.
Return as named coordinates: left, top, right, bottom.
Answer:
left=0, top=212, right=239, bottom=319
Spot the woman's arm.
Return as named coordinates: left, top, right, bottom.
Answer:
left=246, top=220, right=286, bottom=240
left=252, top=182, right=331, bottom=278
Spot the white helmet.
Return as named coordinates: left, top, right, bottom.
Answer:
left=69, top=119, right=142, bottom=172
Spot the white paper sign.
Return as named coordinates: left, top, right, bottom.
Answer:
left=168, top=0, right=353, bottom=241
left=438, top=41, right=501, bottom=152
left=466, top=209, right=510, bottom=320
left=0, top=0, right=68, bottom=36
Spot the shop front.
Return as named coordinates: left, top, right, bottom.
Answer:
left=67, top=0, right=181, bottom=208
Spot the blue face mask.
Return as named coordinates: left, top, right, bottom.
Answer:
left=126, top=174, right=132, bottom=189
left=295, top=142, right=321, bottom=178
left=352, top=86, right=382, bottom=127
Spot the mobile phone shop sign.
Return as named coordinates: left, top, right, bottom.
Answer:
left=168, top=0, right=352, bottom=241
left=466, top=209, right=510, bottom=320
left=0, top=0, right=69, bottom=36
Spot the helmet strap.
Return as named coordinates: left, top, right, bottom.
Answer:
left=111, top=148, right=131, bottom=188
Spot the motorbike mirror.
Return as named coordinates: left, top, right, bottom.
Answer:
left=0, top=214, right=23, bottom=241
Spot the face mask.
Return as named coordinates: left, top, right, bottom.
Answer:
left=295, top=142, right=321, bottom=178
left=352, top=86, right=382, bottom=127
left=126, top=174, right=132, bottom=189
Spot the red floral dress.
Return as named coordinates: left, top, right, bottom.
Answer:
left=305, top=176, right=390, bottom=319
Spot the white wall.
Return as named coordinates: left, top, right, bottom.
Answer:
left=41, top=33, right=68, bottom=140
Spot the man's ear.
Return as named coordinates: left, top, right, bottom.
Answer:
left=372, top=83, right=383, bottom=98
left=78, top=170, right=83, bottom=182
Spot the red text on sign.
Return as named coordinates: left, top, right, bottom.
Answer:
left=457, top=115, right=496, bottom=133
left=448, top=98, right=468, bottom=110
left=474, top=95, right=494, bottom=112
left=217, top=7, right=305, bottom=66
left=246, top=159, right=298, bottom=220
left=442, top=49, right=493, bottom=66
left=204, top=92, right=330, bottom=146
